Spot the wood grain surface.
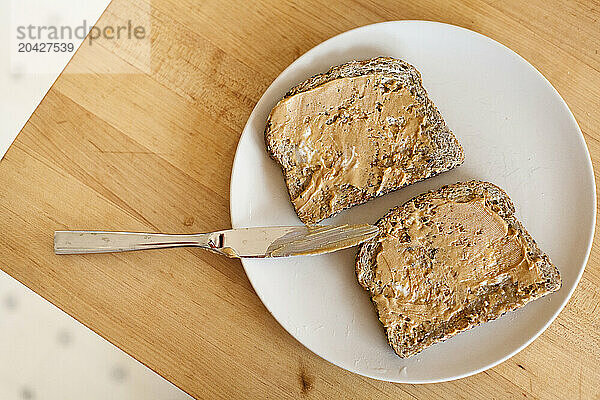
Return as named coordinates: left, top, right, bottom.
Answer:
left=1, top=0, right=599, bottom=398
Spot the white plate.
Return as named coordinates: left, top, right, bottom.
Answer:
left=229, top=21, right=595, bottom=383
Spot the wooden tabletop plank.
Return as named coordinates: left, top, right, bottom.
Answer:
left=1, top=0, right=599, bottom=398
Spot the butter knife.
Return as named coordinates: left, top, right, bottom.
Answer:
left=54, top=224, right=379, bottom=258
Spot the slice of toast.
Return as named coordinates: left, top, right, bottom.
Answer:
left=355, top=180, right=561, bottom=358
left=265, top=57, right=464, bottom=224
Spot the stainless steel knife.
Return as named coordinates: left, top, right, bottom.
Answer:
left=54, top=224, right=379, bottom=258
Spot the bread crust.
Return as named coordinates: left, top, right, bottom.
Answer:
left=264, top=57, right=465, bottom=224
left=355, top=180, right=561, bottom=358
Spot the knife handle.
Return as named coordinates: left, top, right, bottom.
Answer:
left=54, top=231, right=222, bottom=255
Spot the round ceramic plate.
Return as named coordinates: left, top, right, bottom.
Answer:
left=229, top=21, right=595, bottom=383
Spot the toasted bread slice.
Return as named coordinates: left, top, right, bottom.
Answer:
left=355, top=180, right=561, bottom=358
left=265, top=57, right=464, bottom=224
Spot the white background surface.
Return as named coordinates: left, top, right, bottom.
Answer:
left=1, top=1, right=107, bottom=159
left=1, top=1, right=190, bottom=399
left=230, top=21, right=595, bottom=383
left=0, top=270, right=189, bottom=400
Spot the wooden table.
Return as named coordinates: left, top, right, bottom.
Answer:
left=1, top=0, right=599, bottom=398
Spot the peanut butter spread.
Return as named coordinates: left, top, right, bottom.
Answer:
left=268, top=74, right=430, bottom=221
left=373, top=198, right=545, bottom=331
